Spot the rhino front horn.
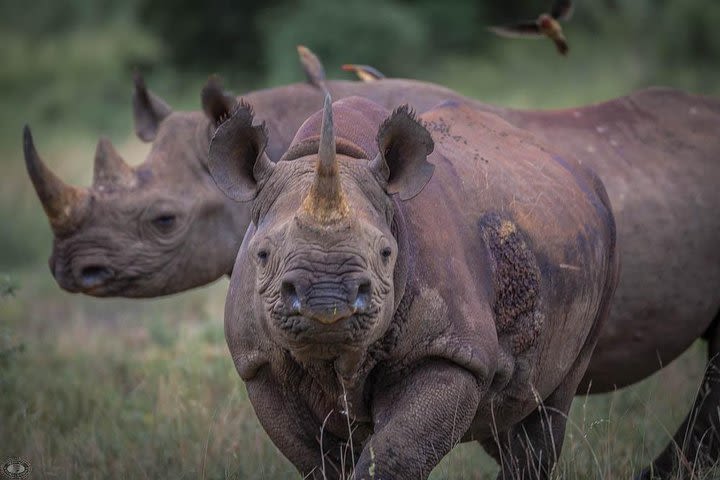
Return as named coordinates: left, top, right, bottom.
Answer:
left=301, top=93, right=349, bottom=224
left=23, top=125, right=89, bottom=232
left=93, top=137, right=136, bottom=190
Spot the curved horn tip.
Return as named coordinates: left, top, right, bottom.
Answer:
left=22, top=124, right=43, bottom=175
left=97, top=135, right=111, bottom=150
left=318, top=93, right=335, bottom=171
left=95, top=136, right=118, bottom=161
left=22, top=124, right=34, bottom=155
left=133, top=69, right=146, bottom=91
left=321, top=92, right=333, bottom=138
left=22, top=126, right=89, bottom=230
left=93, top=136, right=135, bottom=189
left=23, top=125, right=44, bottom=183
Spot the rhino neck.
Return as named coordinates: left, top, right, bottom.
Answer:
left=391, top=197, right=411, bottom=313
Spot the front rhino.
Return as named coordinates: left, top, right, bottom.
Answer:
left=210, top=95, right=618, bottom=479
left=211, top=96, right=421, bottom=374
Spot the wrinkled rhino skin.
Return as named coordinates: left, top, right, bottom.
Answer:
left=210, top=96, right=619, bottom=479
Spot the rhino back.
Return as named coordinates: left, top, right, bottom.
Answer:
left=500, top=89, right=720, bottom=390
left=391, top=101, right=617, bottom=428
left=240, top=80, right=481, bottom=160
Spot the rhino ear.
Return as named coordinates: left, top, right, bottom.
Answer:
left=369, top=105, right=435, bottom=200
left=132, top=71, right=172, bottom=142
left=201, top=75, right=238, bottom=128
left=208, top=101, right=275, bottom=202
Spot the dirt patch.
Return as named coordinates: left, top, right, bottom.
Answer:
left=480, top=213, right=544, bottom=355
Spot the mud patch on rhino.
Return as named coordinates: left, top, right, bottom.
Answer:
left=480, top=213, right=544, bottom=355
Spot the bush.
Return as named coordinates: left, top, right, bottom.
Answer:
left=138, top=0, right=282, bottom=75
left=259, top=0, right=429, bottom=85
left=0, top=0, right=162, bottom=141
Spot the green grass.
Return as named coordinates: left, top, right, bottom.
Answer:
left=0, top=267, right=717, bottom=479
left=0, top=270, right=297, bottom=479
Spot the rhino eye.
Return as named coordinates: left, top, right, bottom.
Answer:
left=380, top=246, right=392, bottom=263
left=257, top=249, right=269, bottom=265
left=151, top=214, right=177, bottom=233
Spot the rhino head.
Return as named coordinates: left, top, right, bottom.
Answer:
left=210, top=94, right=434, bottom=367
left=24, top=75, right=248, bottom=297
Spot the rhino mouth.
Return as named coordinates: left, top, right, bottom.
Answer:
left=271, top=307, right=382, bottom=350
left=51, top=254, right=145, bottom=297
left=76, top=264, right=115, bottom=290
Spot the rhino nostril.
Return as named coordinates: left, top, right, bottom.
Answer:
left=353, top=279, right=372, bottom=312
left=281, top=280, right=302, bottom=313
left=78, top=265, right=113, bottom=289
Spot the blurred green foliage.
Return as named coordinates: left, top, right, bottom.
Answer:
left=0, top=274, right=19, bottom=298
left=137, top=0, right=281, bottom=74
left=0, top=0, right=716, bottom=141
left=0, top=0, right=161, bottom=140
left=260, top=0, right=429, bottom=83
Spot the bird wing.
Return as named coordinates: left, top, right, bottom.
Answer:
left=342, top=64, right=386, bottom=81
left=551, top=0, right=574, bottom=21
left=488, top=22, right=542, bottom=39
left=359, top=65, right=385, bottom=79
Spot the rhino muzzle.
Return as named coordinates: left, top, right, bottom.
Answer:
left=280, top=273, right=372, bottom=325
left=76, top=264, right=115, bottom=290
left=51, top=251, right=117, bottom=294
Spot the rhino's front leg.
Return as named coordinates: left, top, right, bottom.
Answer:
left=353, top=359, right=482, bottom=480
left=246, top=368, right=351, bottom=480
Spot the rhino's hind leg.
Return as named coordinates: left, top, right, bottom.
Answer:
left=639, top=312, right=720, bottom=479
left=481, top=354, right=593, bottom=480
left=482, top=381, right=574, bottom=480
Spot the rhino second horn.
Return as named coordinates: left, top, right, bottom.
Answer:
left=93, top=137, right=136, bottom=190
left=132, top=70, right=172, bottom=142
left=301, top=93, right=349, bottom=224
left=23, top=125, right=89, bottom=232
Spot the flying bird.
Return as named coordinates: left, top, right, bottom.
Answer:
left=296, top=45, right=327, bottom=93
left=341, top=64, right=386, bottom=82
left=489, top=0, right=574, bottom=56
